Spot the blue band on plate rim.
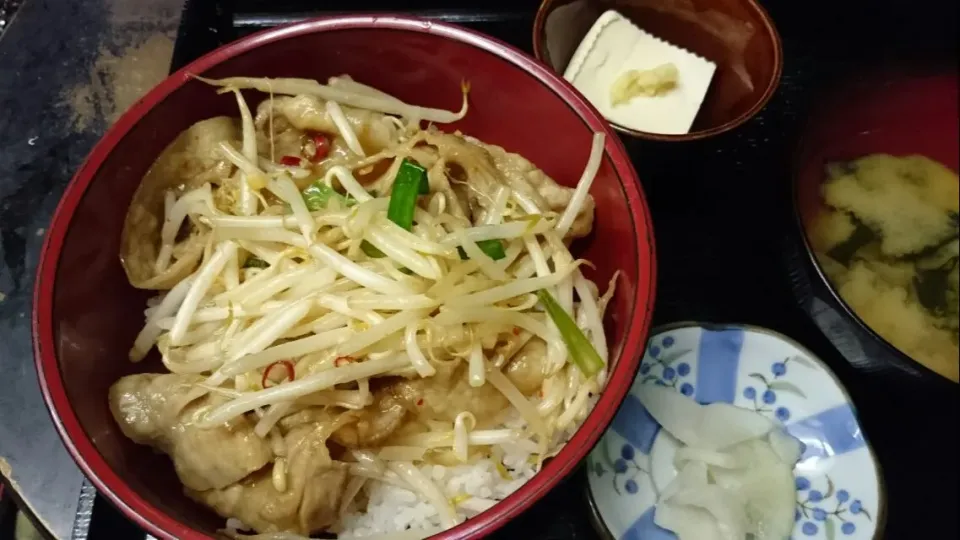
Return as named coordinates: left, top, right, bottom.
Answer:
left=584, top=321, right=887, bottom=540
left=694, top=328, right=745, bottom=404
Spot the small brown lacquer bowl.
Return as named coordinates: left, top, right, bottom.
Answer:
left=533, top=0, right=783, bottom=141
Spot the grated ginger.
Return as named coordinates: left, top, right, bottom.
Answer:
left=610, top=63, right=679, bottom=106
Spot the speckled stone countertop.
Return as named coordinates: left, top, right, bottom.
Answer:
left=0, top=1, right=22, bottom=35
left=0, top=0, right=181, bottom=537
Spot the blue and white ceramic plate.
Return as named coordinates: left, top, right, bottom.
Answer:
left=586, top=323, right=884, bottom=540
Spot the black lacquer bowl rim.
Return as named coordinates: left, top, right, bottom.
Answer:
left=788, top=107, right=958, bottom=391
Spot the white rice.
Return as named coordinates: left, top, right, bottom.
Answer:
left=221, top=401, right=597, bottom=539
left=339, top=452, right=535, bottom=538
left=338, top=396, right=598, bottom=539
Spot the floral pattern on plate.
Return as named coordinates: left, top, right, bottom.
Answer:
left=588, top=323, right=884, bottom=540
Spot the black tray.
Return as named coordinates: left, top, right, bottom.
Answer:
left=156, top=0, right=960, bottom=537
left=0, top=485, right=14, bottom=540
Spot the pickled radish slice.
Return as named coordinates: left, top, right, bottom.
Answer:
left=667, top=484, right=750, bottom=540
left=638, top=384, right=777, bottom=450
left=768, top=427, right=804, bottom=465
left=655, top=503, right=725, bottom=540
left=707, top=440, right=796, bottom=540
left=638, top=384, right=801, bottom=539
left=659, top=460, right=709, bottom=503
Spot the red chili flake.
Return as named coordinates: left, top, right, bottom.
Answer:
left=262, top=360, right=295, bottom=389
left=279, top=155, right=303, bottom=167
left=334, top=356, right=355, bottom=367
left=310, top=133, right=331, bottom=162
left=512, top=327, right=521, bottom=336
left=416, top=398, right=424, bottom=407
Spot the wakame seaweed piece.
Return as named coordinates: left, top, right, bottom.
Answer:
left=914, top=256, right=959, bottom=315
left=901, top=213, right=960, bottom=262
left=826, top=218, right=876, bottom=266
left=914, top=236, right=960, bottom=269
left=906, top=233, right=960, bottom=261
